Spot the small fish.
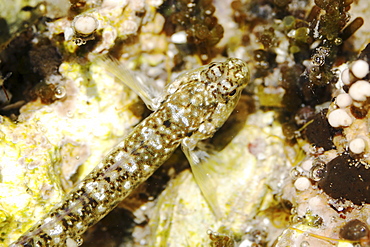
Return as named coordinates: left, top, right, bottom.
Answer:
left=11, top=57, right=249, bottom=247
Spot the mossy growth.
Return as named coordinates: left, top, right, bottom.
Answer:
left=230, top=0, right=363, bottom=145
left=68, top=0, right=91, bottom=19
left=301, top=211, right=323, bottom=228
left=314, top=0, right=352, bottom=41
left=0, top=6, right=63, bottom=119
left=208, top=228, right=235, bottom=247
left=257, top=27, right=278, bottom=49
left=231, top=0, right=290, bottom=25
left=254, top=49, right=276, bottom=74
left=306, top=0, right=363, bottom=86
left=159, top=0, right=224, bottom=64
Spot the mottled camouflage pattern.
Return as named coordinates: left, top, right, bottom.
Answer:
left=11, top=58, right=249, bottom=247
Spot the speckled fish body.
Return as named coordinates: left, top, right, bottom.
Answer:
left=11, top=58, right=249, bottom=247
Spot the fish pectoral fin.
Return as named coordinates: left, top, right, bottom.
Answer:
left=96, top=55, right=163, bottom=111
left=181, top=138, right=223, bottom=220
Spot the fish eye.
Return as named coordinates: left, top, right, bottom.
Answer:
left=229, top=89, right=236, bottom=96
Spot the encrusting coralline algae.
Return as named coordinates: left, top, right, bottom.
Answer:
left=2, top=0, right=370, bottom=246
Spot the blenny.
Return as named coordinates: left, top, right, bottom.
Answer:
left=11, top=57, right=249, bottom=246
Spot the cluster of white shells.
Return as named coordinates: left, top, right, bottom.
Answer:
left=278, top=59, right=370, bottom=247
left=327, top=59, right=370, bottom=156
left=290, top=59, right=370, bottom=199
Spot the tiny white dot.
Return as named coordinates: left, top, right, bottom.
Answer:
left=75, top=222, right=83, bottom=229
left=124, top=181, right=131, bottom=190
left=327, top=109, right=352, bottom=128
left=73, top=15, right=98, bottom=35
left=115, top=151, right=125, bottom=162
left=351, top=60, right=369, bottom=79
left=301, top=159, right=313, bottom=172
left=308, top=196, right=323, bottom=210
left=48, top=224, right=63, bottom=236
left=349, top=138, right=366, bottom=154
left=66, top=238, right=79, bottom=247
left=93, top=191, right=106, bottom=201
left=349, top=80, right=370, bottom=101
left=335, top=93, right=352, bottom=108
left=294, top=177, right=311, bottom=191
left=341, top=68, right=351, bottom=85
left=86, top=182, right=98, bottom=193
left=124, top=162, right=137, bottom=173
left=97, top=204, right=106, bottom=213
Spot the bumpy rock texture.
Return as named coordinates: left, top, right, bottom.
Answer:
left=1, top=0, right=370, bottom=246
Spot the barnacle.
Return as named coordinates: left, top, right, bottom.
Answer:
left=71, top=14, right=99, bottom=45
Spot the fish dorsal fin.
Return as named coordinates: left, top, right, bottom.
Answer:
left=96, top=56, right=163, bottom=111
